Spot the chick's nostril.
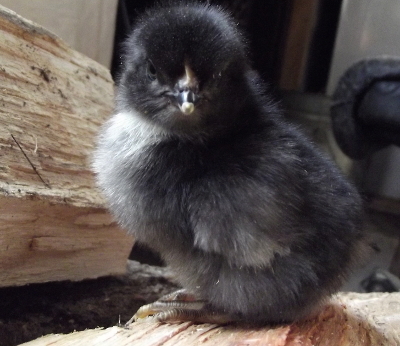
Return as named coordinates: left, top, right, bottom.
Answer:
left=187, top=91, right=196, bottom=103
left=177, top=90, right=197, bottom=106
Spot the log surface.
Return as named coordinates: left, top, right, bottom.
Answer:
left=0, top=197, right=133, bottom=286
left=0, top=4, right=111, bottom=207
left=19, top=292, right=400, bottom=346
left=0, top=5, right=133, bottom=286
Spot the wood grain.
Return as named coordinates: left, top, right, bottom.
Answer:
left=0, top=196, right=133, bottom=286
left=0, top=5, right=134, bottom=286
left=0, top=4, right=112, bottom=207
left=19, top=292, right=400, bottom=346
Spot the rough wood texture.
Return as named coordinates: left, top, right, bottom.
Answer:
left=19, top=292, right=400, bottom=346
left=0, top=4, right=109, bottom=206
left=0, top=197, right=133, bottom=286
left=0, top=5, right=134, bottom=286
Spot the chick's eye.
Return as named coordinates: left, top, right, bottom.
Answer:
left=146, top=61, right=157, bottom=81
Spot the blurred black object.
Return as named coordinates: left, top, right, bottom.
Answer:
left=331, top=58, right=400, bottom=159
left=361, top=269, right=400, bottom=293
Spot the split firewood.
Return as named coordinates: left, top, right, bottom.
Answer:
left=0, top=5, right=134, bottom=287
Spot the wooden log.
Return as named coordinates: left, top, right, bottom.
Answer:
left=0, top=5, right=134, bottom=286
left=18, top=292, right=400, bottom=346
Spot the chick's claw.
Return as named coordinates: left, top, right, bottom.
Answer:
left=136, top=288, right=204, bottom=318
left=134, top=300, right=206, bottom=320
left=126, top=289, right=235, bottom=325
left=154, top=308, right=235, bottom=324
left=126, top=289, right=206, bottom=325
left=131, top=304, right=235, bottom=325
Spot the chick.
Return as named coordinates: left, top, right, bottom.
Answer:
left=93, top=3, right=364, bottom=325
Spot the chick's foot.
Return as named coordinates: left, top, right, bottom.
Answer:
left=126, top=289, right=234, bottom=325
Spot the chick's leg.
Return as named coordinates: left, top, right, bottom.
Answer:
left=127, top=289, right=234, bottom=325
left=156, top=288, right=200, bottom=302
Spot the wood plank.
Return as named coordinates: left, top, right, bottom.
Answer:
left=18, top=292, right=400, bottom=346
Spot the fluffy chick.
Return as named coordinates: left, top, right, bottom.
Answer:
left=93, top=3, right=364, bottom=325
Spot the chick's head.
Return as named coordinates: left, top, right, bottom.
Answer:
left=118, top=4, right=251, bottom=137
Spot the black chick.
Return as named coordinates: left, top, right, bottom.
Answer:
left=93, top=3, right=364, bottom=325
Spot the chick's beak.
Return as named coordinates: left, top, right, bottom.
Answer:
left=177, top=90, right=196, bottom=115
left=175, top=64, right=199, bottom=115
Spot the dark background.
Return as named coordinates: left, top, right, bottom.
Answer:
left=111, top=0, right=342, bottom=93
